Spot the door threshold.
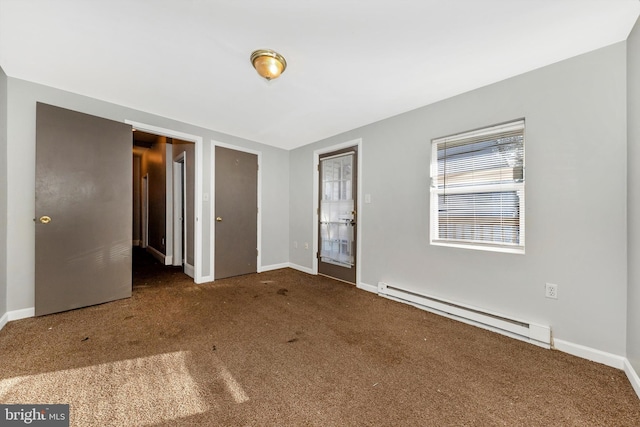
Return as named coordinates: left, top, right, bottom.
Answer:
left=318, top=273, right=356, bottom=286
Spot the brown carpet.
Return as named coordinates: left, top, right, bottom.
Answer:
left=1, top=249, right=639, bottom=426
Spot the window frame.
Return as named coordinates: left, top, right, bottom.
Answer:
left=429, top=119, right=525, bottom=254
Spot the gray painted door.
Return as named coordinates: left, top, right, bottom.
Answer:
left=35, top=103, right=133, bottom=316
left=214, top=146, right=258, bottom=279
left=318, top=147, right=358, bottom=284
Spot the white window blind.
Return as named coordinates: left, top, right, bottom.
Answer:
left=430, top=119, right=525, bottom=253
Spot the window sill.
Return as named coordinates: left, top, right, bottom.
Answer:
left=430, top=240, right=525, bottom=255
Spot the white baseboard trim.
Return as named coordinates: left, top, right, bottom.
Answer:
left=184, top=263, right=195, bottom=279
left=1, top=308, right=35, bottom=331
left=624, top=359, right=640, bottom=400
left=0, top=312, right=8, bottom=331
left=146, top=246, right=165, bottom=264
left=164, top=255, right=173, bottom=266
left=8, top=307, right=35, bottom=322
left=196, top=275, right=214, bottom=284
left=259, top=263, right=289, bottom=272
left=288, top=263, right=315, bottom=275
left=553, top=341, right=640, bottom=399
left=357, top=281, right=378, bottom=294
left=553, top=339, right=626, bottom=370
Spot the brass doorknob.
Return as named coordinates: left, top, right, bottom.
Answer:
left=216, top=217, right=223, bottom=222
left=39, top=216, right=52, bottom=224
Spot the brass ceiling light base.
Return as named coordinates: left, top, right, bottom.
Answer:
left=251, top=49, right=287, bottom=81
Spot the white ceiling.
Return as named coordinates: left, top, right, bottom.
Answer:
left=1, top=1, right=638, bottom=150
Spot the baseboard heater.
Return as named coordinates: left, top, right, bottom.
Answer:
left=377, top=282, right=551, bottom=348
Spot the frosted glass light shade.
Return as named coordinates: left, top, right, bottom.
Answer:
left=251, top=49, right=287, bottom=80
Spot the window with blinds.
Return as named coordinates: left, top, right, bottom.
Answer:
left=430, top=119, right=525, bottom=253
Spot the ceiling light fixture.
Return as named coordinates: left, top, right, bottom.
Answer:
left=250, top=49, right=287, bottom=81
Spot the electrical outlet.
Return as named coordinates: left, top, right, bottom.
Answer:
left=545, top=283, right=558, bottom=299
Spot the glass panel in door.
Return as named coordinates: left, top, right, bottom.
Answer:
left=318, top=148, right=357, bottom=283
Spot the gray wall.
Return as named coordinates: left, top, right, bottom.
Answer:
left=290, top=42, right=628, bottom=355
left=0, top=66, right=7, bottom=320
left=628, top=18, right=640, bottom=374
left=4, top=77, right=289, bottom=312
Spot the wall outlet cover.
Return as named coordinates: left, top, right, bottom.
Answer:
left=545, top=283, right=558, bottom=299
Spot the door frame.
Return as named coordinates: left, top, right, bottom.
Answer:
left=126, top=120, right=205, bottom=283
left=313, top=139, right=363, bottom=285
left=141, top=173, right=149, bottom=248
left=172, top=152, right=187, bottom=269
left=211, top=140, right=262, bottom=279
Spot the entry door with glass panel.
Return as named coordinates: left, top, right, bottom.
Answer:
left=318, top=147, right=357, bottom=284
